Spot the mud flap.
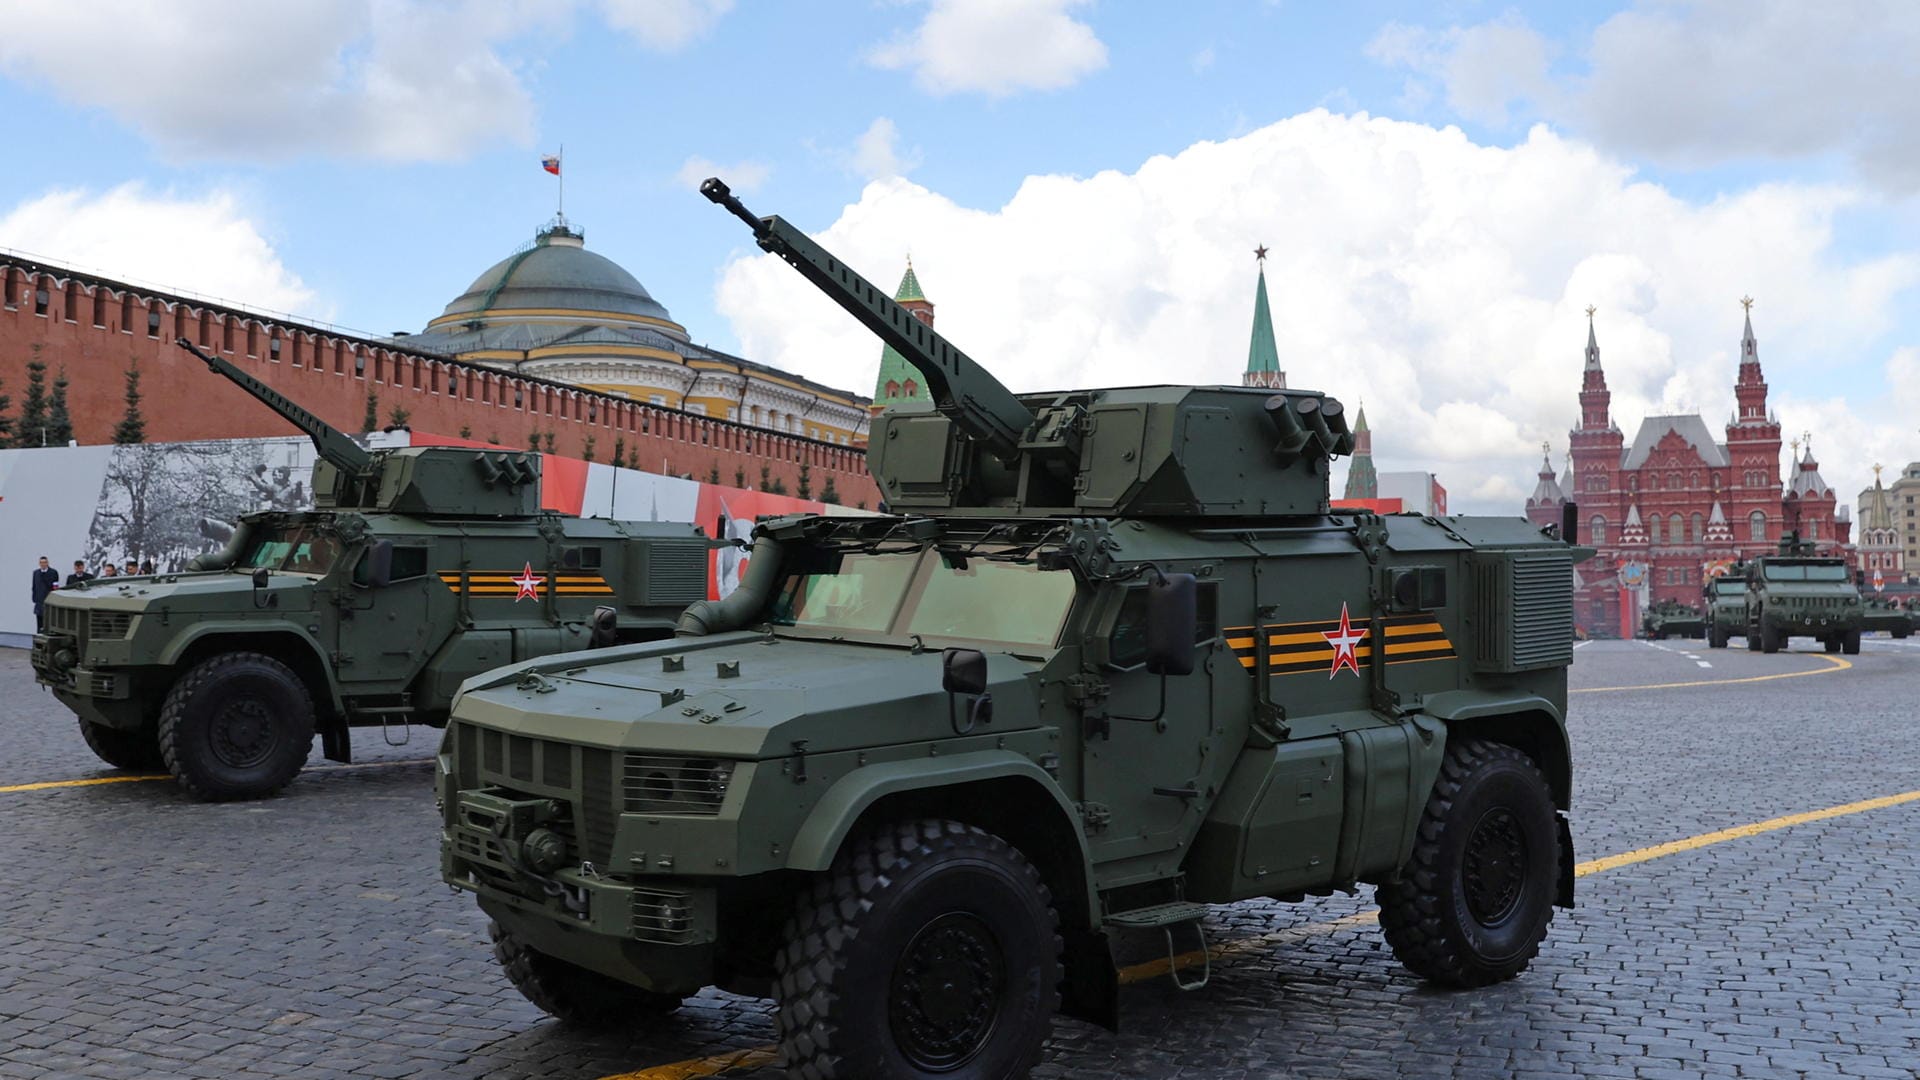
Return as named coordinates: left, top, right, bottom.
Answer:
left=1555, top=812, right=1575, bottom=909
left=320, top=713, right=353, bottom=764
left=1059, top=929, right=1119, bottom=1032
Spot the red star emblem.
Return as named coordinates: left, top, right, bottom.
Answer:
left=1323, top=601, right=1366, bottom=679
left=510, top=561, right=544, bottom=602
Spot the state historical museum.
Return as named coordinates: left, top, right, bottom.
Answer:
left=1524, top=304, right=1847, bottom=638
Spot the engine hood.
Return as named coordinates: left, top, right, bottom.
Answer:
left=451, top=632, right=1051, bottom=759
left=48, top=571, right=316, bottom=613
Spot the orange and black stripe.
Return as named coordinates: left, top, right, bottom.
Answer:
left=1225, top=613, right=1456, bottom=675
left=436, top=571, right=616, bottom=597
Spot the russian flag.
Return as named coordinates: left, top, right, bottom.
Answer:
left=541, top=154, right=561, bottom=176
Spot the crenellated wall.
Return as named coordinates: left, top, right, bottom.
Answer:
left=0, top=256, right=883, bottom=508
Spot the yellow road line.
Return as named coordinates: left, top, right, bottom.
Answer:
left=599, top=778, right=1920, bottom=1080
left=0, top=758, right=435, bottom=795
left=1573, top=653, right=1849, bottom=693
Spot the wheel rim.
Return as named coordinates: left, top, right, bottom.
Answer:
left=209, top=696, right=278, bottom=769
left=1461, top=806, right=1528, bottom=928
left=888, top=912, right=1006, bottom=1072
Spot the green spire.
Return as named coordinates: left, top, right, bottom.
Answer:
left=1246, top=266, right=1280, bottom=375
left=894, top=262, right=926, bottom=302
left=873, top=262, right=930, bottom=408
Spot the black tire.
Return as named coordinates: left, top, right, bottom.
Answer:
left=157, top=652, right=315, bottom=801
left=1824, top=637, right=1841, bottom=653
left=1377, top=739, right=1559, bottom=988
left=775, top=819, right=1061, bottom=1080
left=76, top=716, right=165, bottom=772
left=1760, top=621, right=1781, bottom=654
left=490, top=921, right=683, bottom=1028
left=1746, top=629, right=1761, bottom=652
left=1843, top=630, right=1861, bottom=655
left=1707, top=628, right=1726, bottom=649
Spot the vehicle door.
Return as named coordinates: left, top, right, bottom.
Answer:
left=1078, top=576, right=1239, bottom=868
left=335, top=540, right=447, bottom=689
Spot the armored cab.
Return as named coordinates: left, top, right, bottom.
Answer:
left=1742, top=532, right=1863, bottom=654
left=31, top=340, right=711, bottom=801
left=436, top=180, right=1584, bottom=1078
left=1703, top=562, right=1752, bottom=648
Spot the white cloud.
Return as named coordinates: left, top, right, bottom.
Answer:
left=1191, top=46, right=1215, bottom=75
left=598, top=0, right=733, bottom=51
left=1369, top=2, right=1920, bottom=191
left=674, top=155, right=769, bottom=193
left=714, top=111, right=1917, bottom=513
left=867, top=0, right=1108, bottom=97
left=849, top=118, right=920, bottom=181
left=0, top=184, right=322, bottom=317
left=1367, top=14, right=1555, bottom=127
left=0, top=1, right=554, bottom=162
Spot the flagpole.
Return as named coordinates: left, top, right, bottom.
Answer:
left=558, top=144, right=564, bottom=218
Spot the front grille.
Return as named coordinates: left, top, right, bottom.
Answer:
left=457, top=724, right=621, bottom=866
left=45, top=605, right=83, bottom=636
left=631, top=887, right=700, bottom=944
left=623, top=754, right=732, bottom=816
left=89, top=611, right=133, bottom=639
left=87, top=672, right=117, bottom=696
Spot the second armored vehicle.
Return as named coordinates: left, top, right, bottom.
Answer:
left=436, top=181, right=1584, bottom=1078
left=32, top=341, right=711, bottom=800
left=1744, top=533, right=1862, bottom=654
left=1640, top=600, right=1706, bottom=641
left=1703, top=565, right=1751, bottom=648
left=1861, top=595, right=1914, bottom=638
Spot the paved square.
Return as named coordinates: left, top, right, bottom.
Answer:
left=2, top=638, right=1917, bottom=1078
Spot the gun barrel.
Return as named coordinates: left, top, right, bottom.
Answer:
left=700, top=177, right=1034, bottom=462
left=177, top=339, right=373, bottom=475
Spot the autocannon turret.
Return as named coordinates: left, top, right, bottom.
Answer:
left=178, top=339, right=541, bottom=518
left=701, top=178, right=1353, bottom=518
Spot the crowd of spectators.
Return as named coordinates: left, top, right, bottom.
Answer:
left=29, top=555, right=155, bottom=629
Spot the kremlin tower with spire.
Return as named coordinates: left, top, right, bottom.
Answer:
left=1524, top=300, right=1851, bottom=637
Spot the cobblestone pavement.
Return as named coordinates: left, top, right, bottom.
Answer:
left=2, top=638, right=1917, bottom=1079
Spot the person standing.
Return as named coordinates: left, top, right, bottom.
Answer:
left=101, top=564, right=120, bottom=579
left=31, top=556, right=59, bottom=630
left=65, top=560, right=93, bottom=588
left=124, top=559, right=139, bottom=576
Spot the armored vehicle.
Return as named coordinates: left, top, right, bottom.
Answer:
left=437, top=180, right=1583, bottom=1078
left=32, top=340, right=711, bottom=801
left=1861, top=595, right=1913, bottom=638
left=1640, top=600, right=1705, bottom=641
left=1744, top=533, right=1862, bottom=655
left=1703, top=565, right=1751, bottom=649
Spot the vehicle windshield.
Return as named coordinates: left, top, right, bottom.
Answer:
left=770, top=548, right=1076, bottom=649
left=237, top=525, right=344, bottom=576
left=1710, top=580, right=1746, bottom=596
left=1761, top=562, right=1850, bottom=582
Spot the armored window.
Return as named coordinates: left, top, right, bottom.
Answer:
left=1107, top=581, right=1218, bottom=669
left=388, top=547, right=430, bottom=582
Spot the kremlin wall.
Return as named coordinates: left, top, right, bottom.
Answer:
left=0, top=225, right=882, bottom=509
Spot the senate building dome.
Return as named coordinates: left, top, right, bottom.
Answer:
left=403, top=217, right=869, bottom=446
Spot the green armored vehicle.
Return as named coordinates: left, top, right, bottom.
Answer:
left=1744, top=533, right=1862, bottom=655
left=437, top=180, right=1583, bottom=1078
left=1703, top=566, right=1750, bottom=649
left=1861, top=595, right=1913, bottom=639
left=1640, top=600, right=1705, bottom=641
left=32, top=340, right=711, bottom=801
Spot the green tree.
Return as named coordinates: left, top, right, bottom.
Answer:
left=542, top=432, right=556, bottom=453
left=46, top=367, right=73, bottom=445
left=487, top=433, right=501, bottom=445
left=796, top=460, right=813, bottom=500
left=820, top=474, right=841, bottom=505
left=0, top=377, right=14, bottom=449
left=767, top=475, right=788, bottom=496
left=733, top=466, right=745, bottom=489
left=528, top=429, right=542, bottom=451
left=458, top=423, right=472, bottom=439
left=583, top=435, right=597, bottom=463
left=362, top=390, right=379, bottom=433
left=707, top=465, right=721, bottom=485
left=758, top=464, right=771, bottom=491
left=611, top=437, right=627, bottom=469
left=112, top=361, right=146, bottom=444
left=20, top=359, right=49, bottom=446
left=385, top=405, right=411, bottom=429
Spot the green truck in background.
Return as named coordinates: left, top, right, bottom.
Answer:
left=1704, top=564, right=1751, bottom=649
left=436, top=180, right=1586, bottom=1079
left=1744, top=533, right=1863, bottom=655
left=32, top=340, right=711, bottom=801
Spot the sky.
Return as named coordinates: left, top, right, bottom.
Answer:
left=1, top=0, right=1916, bottom=514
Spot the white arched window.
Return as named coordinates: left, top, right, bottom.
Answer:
left=1748, top=511, right=1767, bottom=542
left=1669, top=514, right=1684, bottom=545
left=1590, top=516, right=1607, bottom=544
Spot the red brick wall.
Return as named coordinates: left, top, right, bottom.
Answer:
left=0, top=259, right=883, bottom=508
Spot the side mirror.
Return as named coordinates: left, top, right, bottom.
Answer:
left=364, top=540, right=394, bottom=589
left=589, top=605, right=618, bottom=648
left=1145, top=572, right=1198, bottom=676
left=251, top=567, right=270, bottom=589
left=941, top=647, right=988, bottom=696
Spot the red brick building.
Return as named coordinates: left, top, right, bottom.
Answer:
left=1525, top=305, right=1848, bottom=636
left=0, top=254, right=880, bottom=507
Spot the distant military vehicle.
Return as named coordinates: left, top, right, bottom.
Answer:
left=1744, top=533, right=1862, bottom=655
left=1861, top=595, right=1913, bottom=639
left=1703, top=564, right=1751, bottom=649
left=1640, top=600, right=1705, bottom=641
left=434, top=179, right=1586, bottom=1078
left=32, top=340, right=711, bottom=801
